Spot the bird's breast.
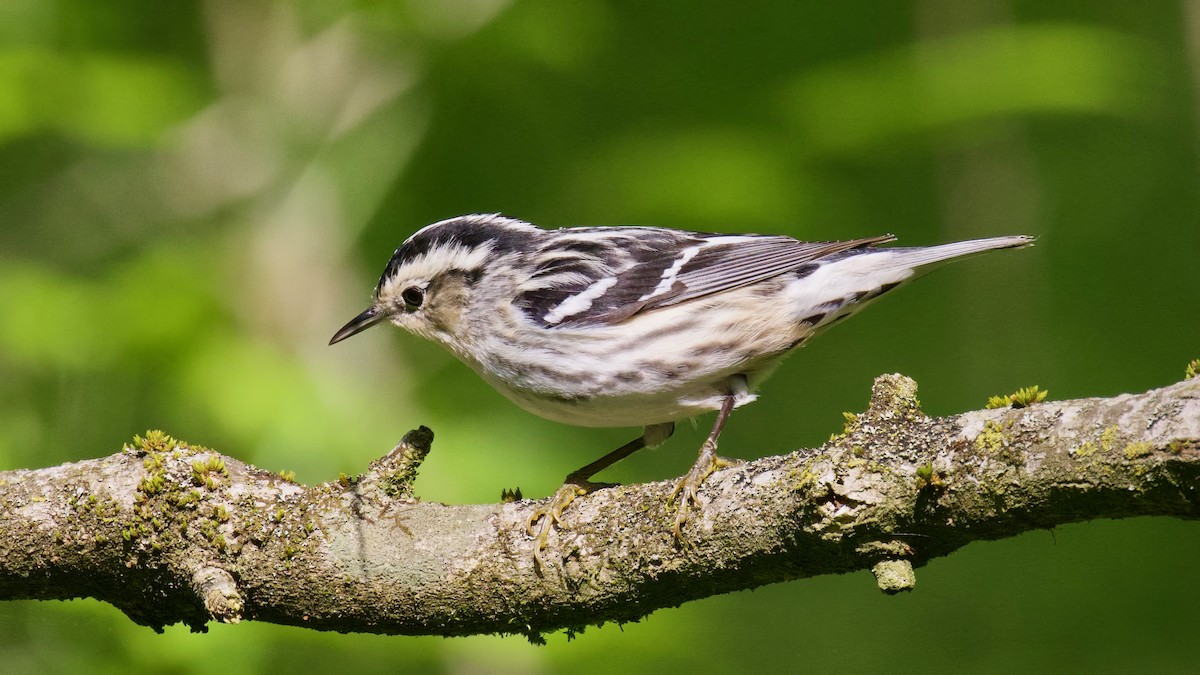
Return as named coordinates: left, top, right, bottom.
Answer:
left=445, top=284, right=803, bottom=427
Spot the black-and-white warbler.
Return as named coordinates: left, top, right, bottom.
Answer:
left=330, top=214, right=1032, bottom=559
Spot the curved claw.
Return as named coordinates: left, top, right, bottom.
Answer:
left=671, top=440, right=738, bottom=543
left=528, top=480, right=592, bottom=570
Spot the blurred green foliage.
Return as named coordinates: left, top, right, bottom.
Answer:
left=2, top=1, right=1199, bottom=673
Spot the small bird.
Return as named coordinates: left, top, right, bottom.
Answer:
left=330, top=214, right=1032, bottom=561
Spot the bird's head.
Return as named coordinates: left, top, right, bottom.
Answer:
left=329, top=214, right=538, bottom=346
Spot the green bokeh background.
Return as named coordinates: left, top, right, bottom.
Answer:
left=2, top=1, right=1198, bottom=673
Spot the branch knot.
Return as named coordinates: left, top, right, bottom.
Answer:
left=192, top=566, right=243, bottom=624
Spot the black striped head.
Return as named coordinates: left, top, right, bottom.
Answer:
left=329, top=214, right=537, bottom=344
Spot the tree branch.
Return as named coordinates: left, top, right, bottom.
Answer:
left=2, top=374, right=1197, bottom=640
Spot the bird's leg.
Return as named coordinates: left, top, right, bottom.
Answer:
left=671, top=393, right=739, bottom=542
left=529, top=423, right=674, bottom=568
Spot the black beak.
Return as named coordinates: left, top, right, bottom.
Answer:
left=329, top=306, right=387, bottom=345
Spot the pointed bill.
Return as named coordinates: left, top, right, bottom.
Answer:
left=329, top=306, right=387, bottom=345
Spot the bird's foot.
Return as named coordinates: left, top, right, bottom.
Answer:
left=670, top=439, right=739, bottom=543
left=527, top=476, right=605, bottom=571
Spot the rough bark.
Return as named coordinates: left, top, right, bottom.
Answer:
left=1, top=374, right=1197, bottom=640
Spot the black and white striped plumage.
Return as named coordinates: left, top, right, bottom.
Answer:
left=330, top=214, right=1032, bottom=555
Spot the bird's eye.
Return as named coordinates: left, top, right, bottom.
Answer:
left=401, top=286, right=424, bottom=309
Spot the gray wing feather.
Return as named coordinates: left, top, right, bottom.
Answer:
left=561, top=233, right=896, bottom=326
left=630, top=235, right=896, bottom=309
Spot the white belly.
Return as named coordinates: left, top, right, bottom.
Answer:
left=479, top=369, right=765, bottom=428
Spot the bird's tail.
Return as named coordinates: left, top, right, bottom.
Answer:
left=893, top=235, right=1035, bottom=269
left=785, top=233, right=1033, bottom=342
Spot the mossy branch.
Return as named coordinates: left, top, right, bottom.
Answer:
left=1, top=375, right=1198, bottom=640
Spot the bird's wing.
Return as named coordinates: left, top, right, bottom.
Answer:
left=617, top=234, right=896, bottom=312
left=517, top=230, right=895, bottom=328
